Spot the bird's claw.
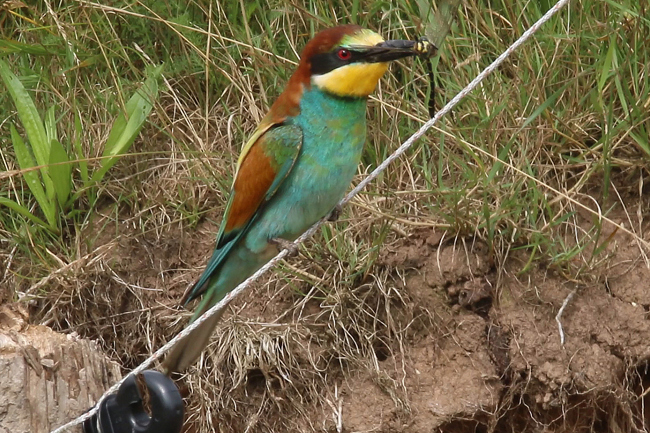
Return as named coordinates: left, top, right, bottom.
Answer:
left=328, top=204, right=343, bottom=222
left=270, top=237, right=299, bottom=257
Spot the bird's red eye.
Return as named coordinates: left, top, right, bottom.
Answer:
left=337, top=49, right=352, bottom=60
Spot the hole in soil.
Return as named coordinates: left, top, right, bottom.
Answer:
left=245, top=368, right=266, bottom=393
left=454, top=279, right=494, bottom=318
left=373, top=339, right=391, bottom=362
left=470, top=296, right=493, bottom=318
left=438, top=418, right=487, bottom=433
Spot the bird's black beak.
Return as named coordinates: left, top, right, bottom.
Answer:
left=363, top=37, right=438, bottom=63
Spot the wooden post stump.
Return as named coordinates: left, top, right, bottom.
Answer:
left=0, top=304, right=122, bottom=433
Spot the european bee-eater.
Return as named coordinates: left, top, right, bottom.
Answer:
left=163, top=25, right=433, bottom=373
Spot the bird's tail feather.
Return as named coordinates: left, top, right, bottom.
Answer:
left=162, top=303, right=228, bottom=374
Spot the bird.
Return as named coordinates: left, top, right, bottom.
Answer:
left=163, top=24, right=434, bottom=373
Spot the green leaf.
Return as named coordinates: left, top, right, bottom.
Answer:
left=49, top=138, right=72, bottom=207
left=486, top=139, right=516, bottom=184
left=0, top=39, right=53, bottom=56
left=91, top=65, right=162, bottom=183
left=9, top=124, right=57, bottom=229
left=0, top=58, right=55, bottom=196
left=0, top=197, right=52, bottom=230
left=598, top=37, right=615, bottom=95
left=73, top=110, right=89, bottom=183
left=45, top=105, right=58, bottom=145
left=519, top=82, right=570, bottom=131
left=630, top=129, right=650, bottom=158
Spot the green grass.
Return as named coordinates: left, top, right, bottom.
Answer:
left=0, top=58, right=161, bottom=233
left=0, top=0, right=648, bottom=431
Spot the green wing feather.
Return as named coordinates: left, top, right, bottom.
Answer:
left=182, top=124, right=303, bottom=305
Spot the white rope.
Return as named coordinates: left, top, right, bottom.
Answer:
left=50, top=1, right=571, bottom=431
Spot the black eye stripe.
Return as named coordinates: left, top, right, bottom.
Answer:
left=310, top=49, right=362, bottom=75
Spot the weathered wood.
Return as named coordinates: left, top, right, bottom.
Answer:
left=0, top=304, right=122, bottom=433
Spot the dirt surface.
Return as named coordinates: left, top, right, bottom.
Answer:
left=370, top=227, right=650, bottom=432
left=22, top=203, right=650, bottom=433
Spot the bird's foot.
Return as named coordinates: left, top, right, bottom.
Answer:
left=270, top=237, right=299, bottom=257
left=327, top=204, right=343, bottom=222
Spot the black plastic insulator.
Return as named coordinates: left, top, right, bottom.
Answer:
left=82, top=370, right=184, bottom=433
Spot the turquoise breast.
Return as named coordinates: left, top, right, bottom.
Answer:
left=245, top=88, right=368, bottom=251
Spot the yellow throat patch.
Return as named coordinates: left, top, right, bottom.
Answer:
left=311, top=29, right=389, bottom=98
left=312, top=62, right=389, bottom=97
